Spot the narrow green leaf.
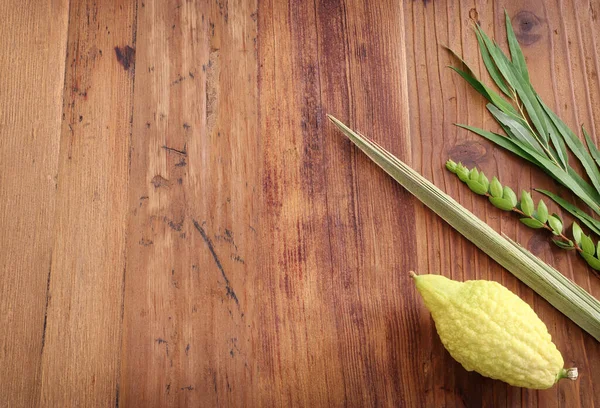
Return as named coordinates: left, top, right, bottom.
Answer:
left=530, top=156, right=600, bottom=215
left=543, top=111, right=569, bottom=169
left=474, top=28, right=513, bottom=97
left=582, top=126, right=600, bottom=170
left=539, top=99, right=600, bottom=195
left=475, top=25, right=550, bottom=145
left=487, top=104, right=544, bottom=154
left=489, top=196, right=515, bottom=211
left=448, top=66, right=517, bottom=115
left=520, top=218, right=545, bottom=229
left=456, top=124, right=542, bottom=165
left=548, top=214, right=563, bottom=235
left=566, top=167, right=600, bottom=203
left=505, top=11, right=530, bottom=82
left=572, top=222, right=583, bottom=244
left=328, top=114, right=600, bottom=341
left=536, top=200, right=548, bottom=223
left=581, top=234, right=596, bottom=256
left=580, top=253, right=600, bottom=271
left=520, top=190, right=534, bottom=216
left=536, top=189, right=600, bottom=236
left=490, top=177, right=503, bottom=198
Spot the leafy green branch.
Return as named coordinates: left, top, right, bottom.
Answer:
left=446, top=159, right=600, bottom=274
left=447, top=11, right=600, bottom=241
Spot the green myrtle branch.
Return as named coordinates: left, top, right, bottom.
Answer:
left=446, top=159, right=600, bottom=274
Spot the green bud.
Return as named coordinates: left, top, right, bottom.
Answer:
left=456, top=165, right=470, bottom=182
left=520, top=191, right=534, bottom=217
left=467, top=179, right=489, bottom=195
left=572, top=222, right=582, bottom=244
left=581, top=234, right=596, bottom=255
left=548, top=214, right=563, bottom=235
left=446, top=159, right=458, bottom=173
left=503, top=186, right=518, bottom=207
left=469, top=168, right=480, bottom=181
left=535, top=200, right=548, bottom=224
left=489, top=177, right=503, bottom=198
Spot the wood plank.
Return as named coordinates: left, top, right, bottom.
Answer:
left=257, top=0, right=419, bottom=406
left=120, top=1, right=258, bottom=406
left=0, top=1, right=69, bottom=407
left=38, top=2, right=137, bottom=406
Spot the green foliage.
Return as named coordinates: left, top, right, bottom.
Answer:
left=448, top=13, right=600, bottom=237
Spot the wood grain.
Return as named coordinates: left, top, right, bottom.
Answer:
left=120, top=1, right=258, bottom=406
left=1, top=0, right=600, bottom=407
left=0, top=1, right=69, bottom=407
left=38, top=1, right=136, bottom=406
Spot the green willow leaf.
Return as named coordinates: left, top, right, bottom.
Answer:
left=566, top=167, right=600, bottom=204
left=456, top=124, right=541, bottom=165
left=539, top=99, right=600, bottom=195
left=543, top=107, right=569, bottom=170
left=505, top=11, right=530, bottom=83
left=474, top=28, right=512, bottom=97
left=487, top=104, right=544, bottom=154
left=475, top=25, right=550, bottom=146
left=448, top=66, right=517, bottom=115
left=328, top=114, right=600, bottom=341
left=536, top=189, right=600, bottom=236
left=583, top=126, right=600, bottom=170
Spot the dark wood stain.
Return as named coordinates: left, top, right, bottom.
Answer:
left=114, top=45, right=136, bottom=71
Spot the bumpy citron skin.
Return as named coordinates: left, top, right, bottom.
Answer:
left=412, top=273, right=569, bottom=389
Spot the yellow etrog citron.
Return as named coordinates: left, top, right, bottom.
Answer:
left=410, top=272, right=578, bottom=389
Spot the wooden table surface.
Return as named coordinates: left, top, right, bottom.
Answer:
left=2, top=0, right=600, bottom=406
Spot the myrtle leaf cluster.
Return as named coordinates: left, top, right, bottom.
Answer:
left=446, top=159, right=600, bottom=273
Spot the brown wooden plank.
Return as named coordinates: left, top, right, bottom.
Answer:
left=38, top=1, right=137, bottom=406
left=257, top=0, right=420, bottom=406
left=120, top=1, right=258, bottom=406
left=0, top=1, right=69, bottom=407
